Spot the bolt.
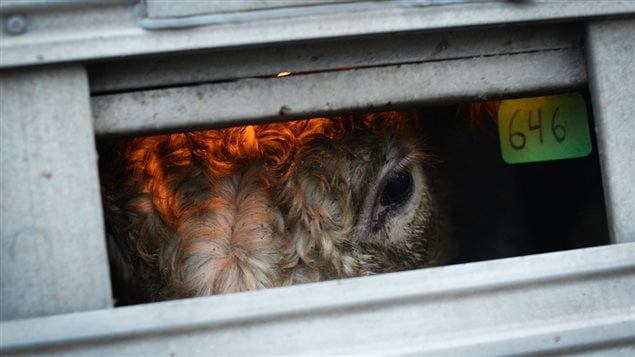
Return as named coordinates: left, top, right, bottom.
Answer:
left=4, top=15, right=28, bottom=36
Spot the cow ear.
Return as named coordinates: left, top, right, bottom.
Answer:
left=459, top=101, right=501, bottom=136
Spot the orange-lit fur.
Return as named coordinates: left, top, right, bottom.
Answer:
left=103, top=111, right=450, bottom=302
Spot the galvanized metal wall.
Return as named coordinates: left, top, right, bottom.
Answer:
left=0, top=66, right=112, bottom=321
left=0, top=0, right=633, bottom=354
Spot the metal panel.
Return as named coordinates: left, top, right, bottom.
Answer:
left=1, top=1, right=633, bottom=68
left=92, top=48, right=586, bottom=135
left=586, top=19, right=635, bottom=244
left=89, top=23, right=580, bottom=93
left=137, top=0, right=488, bottom=30
left=0, top=0, right=134, bottom=13
left=0, top=66, right=112, bottom=321
left=1, top=243, right=633, bottom=355
left=144, top=0, right=352, bottom=18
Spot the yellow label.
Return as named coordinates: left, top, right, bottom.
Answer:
left=498, top=93, right=592, bottom=164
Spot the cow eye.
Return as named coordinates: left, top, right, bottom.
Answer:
left=379, top=170, right=412, bottom=207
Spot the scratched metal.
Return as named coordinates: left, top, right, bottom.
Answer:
left=0, top=66, right=112, bottom=321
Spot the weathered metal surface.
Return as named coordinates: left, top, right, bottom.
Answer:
left=1, top=243, right=633, bottom=355
left=0, top=0, right=134, bottom=13
left=138, top=0, right=489, bottom=30
left=0, top=66, right=113, bottom=321
left=586, top=19, right=635, bottom=244
left=91, top=48, right=586, bottom=135
left=1, top=0, right=633, bottom=68
left=89, top=23, right=580, bottom=93
left=144, top=0, right=353, bottom=19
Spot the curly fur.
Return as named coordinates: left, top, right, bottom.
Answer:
left=102, top=111, right=451, bottom=303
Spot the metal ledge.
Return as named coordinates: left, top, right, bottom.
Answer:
left=0, top=0, right=134, bottom=13
left=1, top=243, right=633, bottom=355
left=137, top=0, right=491, bottom=30
left=1, top=0, right=633, bottom=68
left=92, top=48, right=586, bottom=135
left=89, top=23, right=581, bottom=94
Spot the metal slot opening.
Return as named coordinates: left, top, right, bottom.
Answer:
left=96, top=94, right=609, bottom=306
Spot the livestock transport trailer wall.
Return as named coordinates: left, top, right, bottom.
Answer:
left=1, top=0, right=634, bottom=355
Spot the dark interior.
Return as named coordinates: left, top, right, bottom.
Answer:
left=417, top=93, right=609, bottom=264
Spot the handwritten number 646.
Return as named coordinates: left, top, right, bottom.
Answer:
left=509, top=107, right=567, bottom=150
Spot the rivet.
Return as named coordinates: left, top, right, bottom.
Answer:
left=4, top=15, right=28, bottom=36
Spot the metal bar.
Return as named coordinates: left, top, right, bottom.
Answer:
left=89, top=23, right=580, bottom=94
left=0, top=0, right=134, bottom=14
left=143, top=1, right=501, bottom=20
left=1, top=243, right=633, bottom=355
left=0, top=66, right=113, bottom=321
left=144, top=0, right=355, bottom=19
left=1, top=1, right=633, bottom=68
left=138, top=0, right=491, bottom=30
left=585, top=19, right=635, bottom=244
left=91, top=48, right=586, bottom=135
